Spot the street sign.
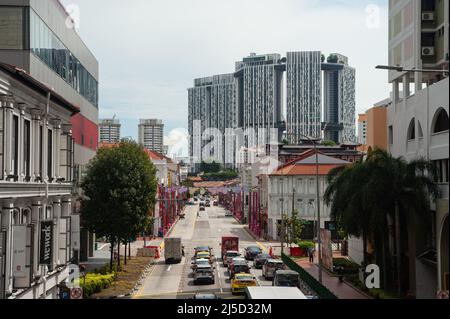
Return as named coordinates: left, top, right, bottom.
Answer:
left=70, top=287, right=83, bottom=299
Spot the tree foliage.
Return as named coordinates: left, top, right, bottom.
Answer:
left=80, top=141, right=157, bottom=268
left=200, top=161, right=222, bottom=173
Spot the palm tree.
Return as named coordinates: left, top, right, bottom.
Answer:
left=324, top=148, right=439, bottom=296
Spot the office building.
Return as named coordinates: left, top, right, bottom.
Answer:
left=99, top=118, right=121, bottom=143
left=0, top=63, right=77, bottom=299
left=386, top=0, right=448, bottom=298
left=138, top=119, right=164, bottom=153
left=358, top=113, right=368, bottom=145
left=286, top=51, right=322, bottom=144
left=0, top=0, right=100, bottom=263
left=322, top=53, right=356, bottom=144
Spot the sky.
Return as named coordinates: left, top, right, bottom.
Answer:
left=61, top=0, right=390, bottom=157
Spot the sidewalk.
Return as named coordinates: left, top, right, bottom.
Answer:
left=295, top=255, right=371, bottom=299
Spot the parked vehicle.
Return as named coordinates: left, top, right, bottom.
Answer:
left=191, top=258, right=211, bottom=271
left=254, top=253, right=271, bottom=269
left=244, top=246, right=262, bottom=261
left=230, top=263, right=251, bottom=280
left=164, top=237, right=183, bottom=264
left=272, top=270, right=301, bottom=288
left=262, top=259, right=285, bottom=279
left=223, top=250, right=241, bottom=267
left=244, top=287, right=307, bottom=299
left=221, top=235, right=239, bottom=260
left=231, top=273, right=257, bottom=294
left=193, top=265, right=215, bottom=285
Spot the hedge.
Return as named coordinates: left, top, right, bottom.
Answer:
left=79, top=273, right=115, bottom=298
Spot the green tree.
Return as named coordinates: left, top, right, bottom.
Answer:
left=321, top=140, right=337, bottom=146
left=324, top=148, right=439, bottom=295
left=200, top=161, right=222, bottom=173
left=80, top=140, right=157, bottom=270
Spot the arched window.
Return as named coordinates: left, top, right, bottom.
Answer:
left=433, top=109, right=449, bottom=133
left=407, top=118, right=416, bottom=140
left=418, top=121, right=424, bottom=138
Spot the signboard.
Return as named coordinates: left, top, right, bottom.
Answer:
left=320, top=228, right=333, bottom=271
left=12, top=225, right=27, bottom=278
left=40, top=221, right=53, bottom=265
left=70, top=287, right=83, bottom=299
left=71, top=215, right=80, bottom=250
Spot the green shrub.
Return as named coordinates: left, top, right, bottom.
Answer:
left=333, top=258, right=360, bottom=274
left=80, top=273, right=115, bottom=298
left=297, top=241, right=315, bottom=250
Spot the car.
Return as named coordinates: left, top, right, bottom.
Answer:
left=244, top=246, right=262, bottom=261
left=193, top=197, right=199, bottom=202
left=213, top=201, right=219, bottom=206
left=262, top=259, right=286, bottom=280
left=205, top=202, right=211, bottom=207
left=228, top=257, right=247, bottom=270
left=191, top=258, right=211, bottom=271
left=179, top=212, right=186, bottom=219
left=229, top=263, right=251, bottom=280
left=193, top=265, right=215, bottom=285
left=199, top=206, right=205, bottom=211
left=223, top=250, right=241, bottom=267
left=199, top=201, right=205, bottom=207
left=231, top=273, right=257, bottom=294
left=194, top=246, right=212, bottom=256
left=196, top=251, right=214, bottom=263
left=254, top=253, right=271, bottom=269
left=225, top=211, right=233, bottom=217
left=272, top=270, right=301, bottom=288
left=192, top=293, right=220, bottom=299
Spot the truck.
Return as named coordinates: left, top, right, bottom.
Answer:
left=220, top=235, right=239, bottom=260
left=244, top=287, right=307, bottom=299
left=164, top=237, right=183, bottom=264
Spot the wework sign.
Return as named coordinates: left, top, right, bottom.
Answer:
left=40, top=221, right=53, bottom=265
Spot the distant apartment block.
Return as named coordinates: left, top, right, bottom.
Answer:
left=322, top=53, right=356, bottom=144
left=99, top=118, right=121, bottom=143
left=358, top=113, right=368, bottom=145
left=139, top=119, right=164, bottom=153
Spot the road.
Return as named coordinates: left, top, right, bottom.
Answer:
left=133, top=203, right=274, bottom=299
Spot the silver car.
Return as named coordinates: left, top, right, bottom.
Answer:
left=262, top=259, right=285, bottom=279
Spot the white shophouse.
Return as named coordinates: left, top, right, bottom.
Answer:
left=0, top=63, right=78, bottom=299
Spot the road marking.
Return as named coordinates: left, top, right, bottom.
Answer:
left=167, top=265, right=172, bottom=272
left=256, top=241, right=268, bottom=252
left=98, top=243, right=110, bottom=250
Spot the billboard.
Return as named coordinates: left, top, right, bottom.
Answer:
left=12, top=225, right=33, bottom=289
left=40, top=221, right=53, bottom=265
left=320, top=228, right=333, bottom=271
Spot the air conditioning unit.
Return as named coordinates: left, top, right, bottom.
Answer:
left=422, top=12, right=435, bottom=21
left=422, top=46, right=435, bottom=56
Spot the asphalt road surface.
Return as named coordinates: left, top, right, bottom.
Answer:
left=134, top=203, right=273, bottom=299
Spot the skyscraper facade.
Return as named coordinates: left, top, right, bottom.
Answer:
left=188, top=74, right=236, bottom=168
left=99, top=118, right=121, bottom=143
left=138, top=119, right=164, bottom=153
left=286, top=51, right=322, bottom=143
left=322, top=53, right=356, bottom=144
left=235, top=53, right=284, bottom=148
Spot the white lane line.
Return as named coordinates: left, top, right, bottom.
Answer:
left=167, top=265, right=172, bottom=272
left=98, top=243, right=110, bottom=250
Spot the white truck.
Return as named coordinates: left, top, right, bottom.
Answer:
left=164, top=237, right=183, bottom=264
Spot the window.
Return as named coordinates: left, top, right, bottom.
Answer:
left=48, top=129, right=53, bottom=180
left=24, top=120, right=31, bottom=179
left=12, top=115, right=19, bottom=178
left=407, top=118, right=416, bottom=140
left=433, top=159, right=449, bottom=183
left=389, top=125, right=394, bottom=144
left=433, top=109, right=449, bottom=133
left=418, top=121, right=424, bottom=138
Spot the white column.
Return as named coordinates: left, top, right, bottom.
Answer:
left=31, top=199, right=42, bottom=277
left=31, top=110, right=42, bottom=181
left=1, top=201, right=14, bottom=295
left=52, top=199, right=61, bottom=267
left=50, top=120, right=61, bottom=180
left=3, top=97, right=14, bottom=179
left=42, top=121, right=48, bottom=182
left=17, top=104, right=26, bottom=182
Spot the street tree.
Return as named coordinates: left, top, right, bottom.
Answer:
left=80, top=140, right=157, bottom=270
left=324, top=148, right=439, bottom=295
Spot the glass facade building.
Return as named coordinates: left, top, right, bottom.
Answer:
left=0, top=7, right=98, bottom=107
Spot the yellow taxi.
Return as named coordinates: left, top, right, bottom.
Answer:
left=231, top=273, right=257, bottom=294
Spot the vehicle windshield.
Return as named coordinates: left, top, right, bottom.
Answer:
left=277, top=275, right=300, bottom=286
left=196, top=260, right=209, bottom=264
left=235, top=275, right=254, bottom=281
left=247, top=247, right=260, bottom=252
left=197, top=270, right=212, bottom=275
left=227, top=252, right=240, bottom=257
left=268, top=262, right=284, bottom=268
left=256, top=254, right=270, bottom=259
